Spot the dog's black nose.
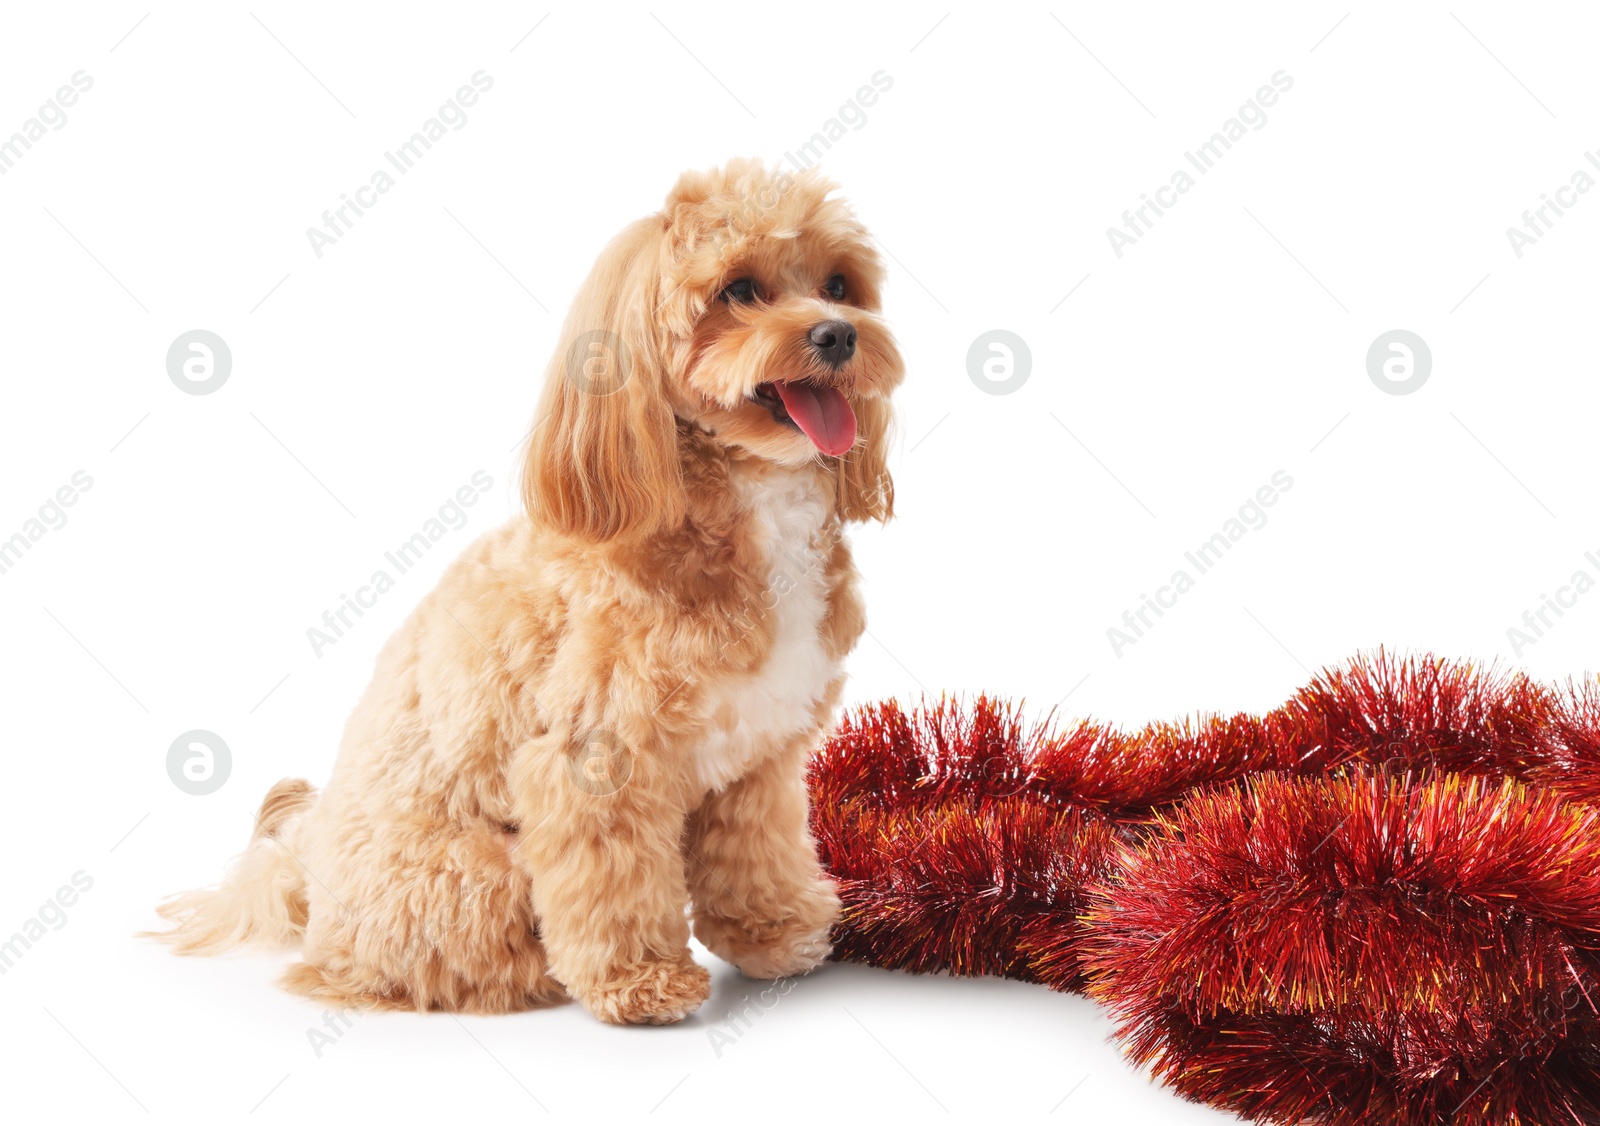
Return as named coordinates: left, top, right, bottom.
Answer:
left=808, top=319, right=857, bottom=367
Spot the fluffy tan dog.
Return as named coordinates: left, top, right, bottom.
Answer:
left=152, top=160, right=904, bottom=1025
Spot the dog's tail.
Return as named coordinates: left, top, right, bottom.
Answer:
left=146, top=778, right=318, bottom=954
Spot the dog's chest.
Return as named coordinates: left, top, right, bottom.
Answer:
left=691, top=467, right=841, bottom=792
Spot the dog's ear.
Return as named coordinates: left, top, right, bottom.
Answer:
left=523, top=218, right=685, bottom=541
left=833, top=395, right=894, bottom=523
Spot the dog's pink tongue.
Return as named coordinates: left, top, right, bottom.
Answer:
left=773, top=381, right=857, bottom=456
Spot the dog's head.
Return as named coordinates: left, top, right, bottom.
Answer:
left=523, top=160, right=904, bottom=541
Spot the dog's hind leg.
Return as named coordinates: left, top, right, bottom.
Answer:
left=284, top=819, right=564, bottom=1015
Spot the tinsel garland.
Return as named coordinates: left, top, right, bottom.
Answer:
left=807, top=652, right=1600, bottom=1126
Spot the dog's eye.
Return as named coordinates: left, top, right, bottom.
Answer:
left=720, top=278, right=758, bottom=304
left=823, top=274, right=847, bottom=301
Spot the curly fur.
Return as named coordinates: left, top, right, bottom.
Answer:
left=151, top=160, right=905, bottom=1024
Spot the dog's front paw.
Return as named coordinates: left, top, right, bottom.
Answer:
left=580, top=958, right=712, bottom=1026
left=695, top=881, right=841, bottom=980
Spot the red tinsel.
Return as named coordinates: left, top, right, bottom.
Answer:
left=807, top=652, right=1600, bottom=1126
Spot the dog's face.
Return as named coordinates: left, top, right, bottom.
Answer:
left=525, top=162, right=905, bottom=541
left=664, top=193, right=903, bottom=467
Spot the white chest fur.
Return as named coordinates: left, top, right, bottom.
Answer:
left=692, top=464, right=842, bottom=792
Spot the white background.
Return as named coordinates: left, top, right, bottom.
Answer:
left=2, top=2, right=1597, bottom=1123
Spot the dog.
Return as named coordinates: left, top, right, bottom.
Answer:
left=152, top=160, right=905, bottom=1025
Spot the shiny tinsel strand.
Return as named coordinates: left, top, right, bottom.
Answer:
left=807, top=651, right=1600, bottom=1125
